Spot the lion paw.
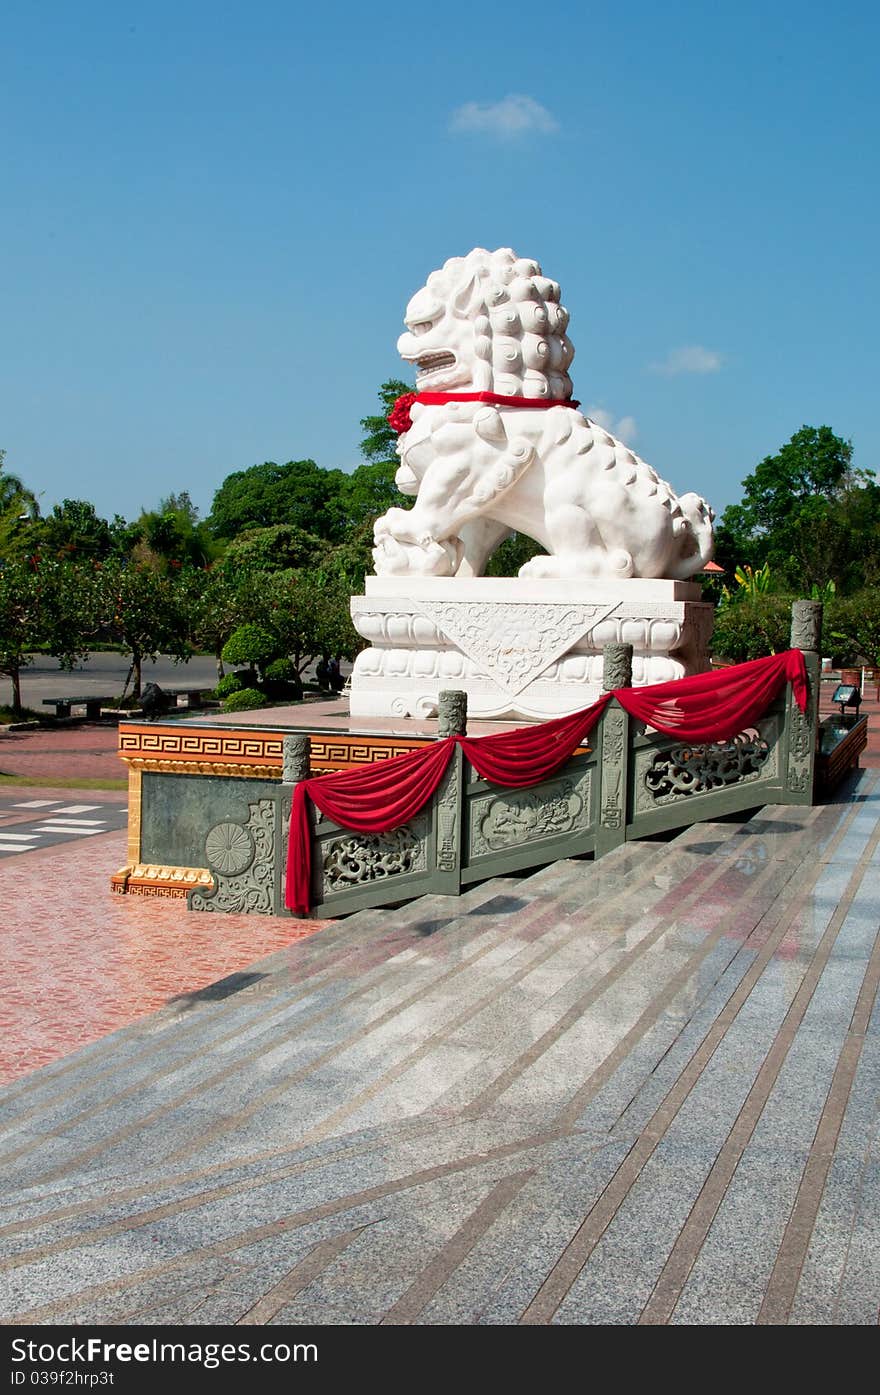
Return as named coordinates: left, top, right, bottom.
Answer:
left=372, top=535, right=460, bottom=577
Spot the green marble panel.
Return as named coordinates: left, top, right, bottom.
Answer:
left=140, top=772, right=280, bottom=867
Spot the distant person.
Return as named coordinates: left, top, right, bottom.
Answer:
left=316, top=658, right=330, bottom=690
left=328, top=657, right=343, bottom=692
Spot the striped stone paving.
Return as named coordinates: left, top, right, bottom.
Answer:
left=0, top=797, right=129, bottom=856
left=0, top=774, right=878, bottom=1324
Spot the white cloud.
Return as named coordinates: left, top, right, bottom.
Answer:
left=649, top=345, right=723, bottom=376
left=449, top=94, right=559, bottom=139
left=614, top=415, right=638, bottom=442
left=586, top=406, right=638, bottom=444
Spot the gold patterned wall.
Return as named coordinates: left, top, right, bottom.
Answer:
left=114, top=721, right=435, bottom=896
left=118, top=722, right=431, bottom=774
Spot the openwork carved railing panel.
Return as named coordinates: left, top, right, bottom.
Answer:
left=640, top=727, right=772, bottom=805
left=321, top=818, right=428, bottom=897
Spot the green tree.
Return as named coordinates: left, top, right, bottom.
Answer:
left=321, top=461, right=412, bottom=592
left=734, top=426, right=855, bottom=536
left=311, top=537, right=374, bottom=593
left=261, top=570, right=360, bottom=677
left=207, top=460, right=348, bottom=543
left=42, top=561, right=105, bottom=665
left=338, top=462, right=406, bottom=534
left=359, top=378, right=412, bottom=467
left=136, top=499, right=217, bottom=570
left=0, top=559, right=102, bottom=713
left=221, top=623, right=280, bottom=680
left=110, top=492, right=219, bottom=572
left=0, top=560, right=44, bottom=713
left=0, top=451, right=40, bottom=561
left=825, top=590, right=880, bottom=667
left=716, top=426, right=876, bottom=590
left=191, top=565, right=271, bottom=679
left=101, top=560, right=195, bottom=698
left=709, top=594, right=795, bottom=663
left=36, top=499, right=115, bottom=562
left=222, top=524, right=324, bottom=574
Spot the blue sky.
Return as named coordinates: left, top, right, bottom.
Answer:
left=2, top=0, right=878, bottom=524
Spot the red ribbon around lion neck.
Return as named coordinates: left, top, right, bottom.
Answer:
left=388, top=391, right=581, bottom=436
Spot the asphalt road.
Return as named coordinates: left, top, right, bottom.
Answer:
left=7, top=652, right=345, bottom=712
left=10, top=652, right=223, bottom=710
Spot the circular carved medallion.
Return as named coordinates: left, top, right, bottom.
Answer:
left=205, top=822, right=254, bottom=875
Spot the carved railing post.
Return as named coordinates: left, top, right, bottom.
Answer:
left=596, top=644, right=632, bottom=857
left=602, top=643, right=633, bottom=692
left=282, top=734, right=311, bottom=784
left=435, top=693, right=465, bottom=893
left=785, top=600, right=821, bottom=804
left=438, top=690, right=468, bottom=738
left=790, top=600, right=822, bottom=655
left=278, top=735, right=312, bottom=916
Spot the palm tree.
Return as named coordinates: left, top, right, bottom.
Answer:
left=0, top=450, right=40, bottom=559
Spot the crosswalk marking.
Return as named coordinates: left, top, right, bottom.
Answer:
left=36, top=819, right=107, bottom=828
left=34, top=825, right=106, bottom=836
left=0, top=800, right=125, bottom=856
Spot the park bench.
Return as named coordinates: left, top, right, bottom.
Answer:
left=40, top=688, right=205, bottom=720
left=42, top=696, right=114, bottom=720
left=161, top=687, right=206, bottom=709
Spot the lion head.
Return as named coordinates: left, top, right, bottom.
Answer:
left=397, top=247, right=575, bottom=400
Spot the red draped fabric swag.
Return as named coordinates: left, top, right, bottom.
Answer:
left=285, top=649, right=807, bottom=915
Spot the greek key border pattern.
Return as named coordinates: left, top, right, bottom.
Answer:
left=119, top=724, right=432, bottom=774
left=110, top=863, right=214, bottom=899
left=309, top=738, right=431, bottom=769
left=119, top=726, right=285, bottom=765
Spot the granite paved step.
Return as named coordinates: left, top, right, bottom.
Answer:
left=0, top=807, right=833, bottom=1189
left=0, top=809, right=853, bottom=1166
left=0, top=839, right=666, bottom=1136
left=0, top=875, right=664, bottom=1184
left=0, top=823, right=757, bottom=1181
left=1, top=778, right=877, bottom=1325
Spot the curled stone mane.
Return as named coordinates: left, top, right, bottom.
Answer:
left=427, top=247, right=574, bottom=399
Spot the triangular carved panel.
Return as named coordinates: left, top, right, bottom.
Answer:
left=413, top=600, right=617, bottom=697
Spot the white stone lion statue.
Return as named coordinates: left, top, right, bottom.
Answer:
left=372, top=247, right=715, bottom=580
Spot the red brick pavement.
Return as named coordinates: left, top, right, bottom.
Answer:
left=0, top=826, right=329, bottom=1083
left=0, top=724, right=123, bottom=783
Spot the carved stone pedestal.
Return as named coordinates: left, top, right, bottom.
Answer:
left=350, top=577, right=713, bottom=720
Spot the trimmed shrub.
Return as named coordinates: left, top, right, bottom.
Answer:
left=263, top=657, right=296, bottom=683
left=262, top=656, right=303, bottom=701
left=222, top=687, right=266, bottom=712
left=214, top=673, right=243, bottom=700
left=221, top=624, right=279, bottom=674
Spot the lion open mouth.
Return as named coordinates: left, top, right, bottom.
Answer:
left=414, top=350, right=456, bottom=385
